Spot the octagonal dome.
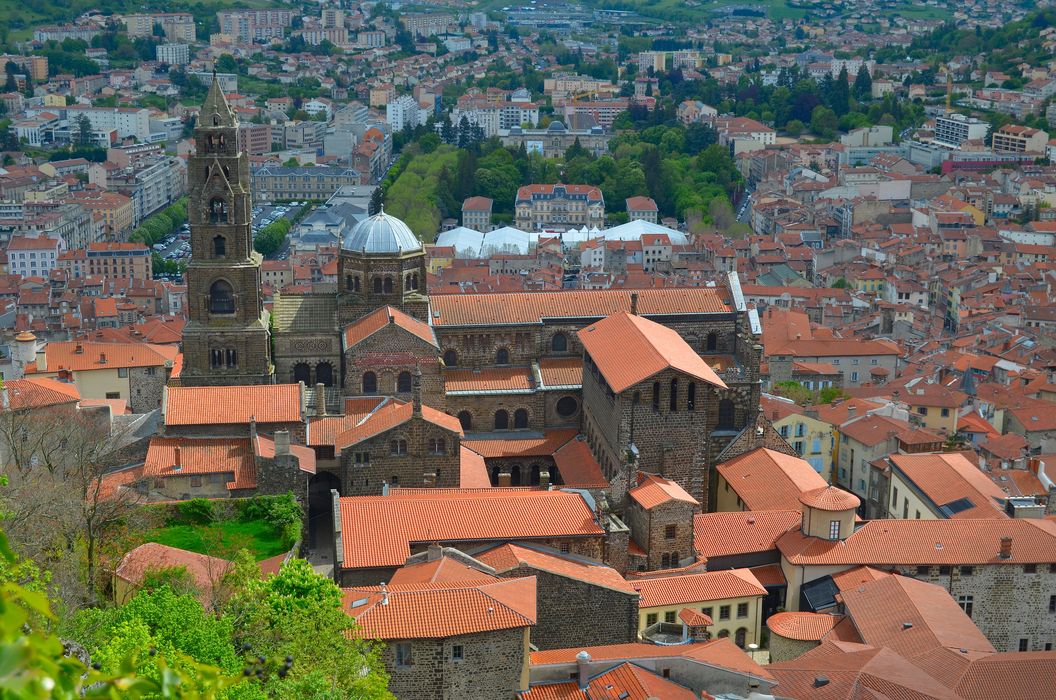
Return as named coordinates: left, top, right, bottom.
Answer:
left=342, top=209, right=422, bottom=254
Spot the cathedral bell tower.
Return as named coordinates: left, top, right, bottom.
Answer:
left=181, top=74, right=273, bottom=386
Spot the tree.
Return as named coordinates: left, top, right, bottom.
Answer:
left=224, top=557, right=392, bottom=698
left=708, top=197, right=735, bottom=231
left=76, top=114, right=93, bottom=146
left=831, top=277, right=849, bottom=288
left=830, top=66, right=850, bottom=116
left=810, top=105, right=838, bottom=139
left=369, top=187, right=383, bottom=216
left=853, top=67, right=873, bottom=101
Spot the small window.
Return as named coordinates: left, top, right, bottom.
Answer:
left=494, top=410, right=509, bottom=430
left=118, top=367, right=128, bottom=378
left=958, top=595, right=973, bottom=618
left=939, top=566, right=952, bottom=576
left=1049, top=596, right=1056, bottom=614
left=661, top=553, right=670, bottom=568
left=664, top=610, right=677, bottom=623
left=669, top=378, right=678, bottom=412
left=1019, top=639, right=1029, bottom=652
left=1025, top=564, right=1038, bottom=574
left=719, top=605, right=730, bottom=620
left=362, top=372, right=377, bottom=394
left=373, top=277, right=383, bottom=293
left=687, top=382, right=696, bottom=411
left=560, top=542, right=570, bottom=554
left=397, top=371, right=412, bottom=393
left=941, top=408, right=950, bottom=417
left=429, top=438, right=446, bottom=455
left=395, top=642, right=412, bottom=667
left=105, top=392, right=120, bottom=399
left=390, top=439, right=407, bottom=455
left=513, top=408, right=528, bottom=429
left=916, top=566, right=929, bottom=576
left=702, top=607, right=712, bottom=618
left=829, top=520, right=841, bottom=540
left=652, top=382, right=660, bottom=412
left=443, top=349, right=458, bottom=367
left=383, top=277, right=394, bottom=294
left=457, top=411, right=472, bottom=431
left=551, top=333, right=567, bottom=352
left=451, top=644, right=463, bottom=662
left=705, top=331, right=717, bottom=351
left=646, top=613, right=658, bottom=626
left=717, top=399, right=735, bottom=429
left=190, top=476, right=202, bottom=487
left=664, top=525, right=676, bottom=540
left=960, top=566, right=974, bottom=576
left=496, top=347, right=510, bottom=365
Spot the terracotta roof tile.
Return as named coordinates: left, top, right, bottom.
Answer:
left=342, top=305, right=437, bottom=348
left=476, top=543, right=636, bottom=594
left=552, top=437, right=609, bottom=489
left=632, top=569, right=766, bottom=608
left=338, top=489, right=604, bottom=569
left=116, top=543, right=232, bottom=603
left=459, top=445, right=491, bottom=488
left=889, top=453, right=1007, bottom=519
left=332, top=399, right=462, bottom=449
left=445, top=366, right=534, bottom=393
left=718, top=448, right=828, bottom=511
left=799, top=486, right=861, bottom=512
left=430, top=288, right=731, bottom=327
left=144, top=437, right=254, bottom=489
left=538, top=357, right=583, bottom=388
left=628, top=473, right=699, bottom=510
left=693, top=510, right=802, bottom=560
left=344, top=576, right=536, bottom=639
left=389, top=557, right=496, bottom=586
left=164, top=384, right=302, bottom=426
left=767, top=612, right=844, bottom=641
left=45, top=340, right=175, bottom=372
left=462, top=428, right=579, bottom=458
left=2, top=376, right=80, bottom=409
left=578, top=312, right=727, bottom=393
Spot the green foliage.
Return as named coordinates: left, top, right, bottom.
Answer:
left=237, top=495, right=301, bottom=550
left=152, top=253, right=185, bottom=277
left=831, top=278, right=849, bottom=288
left=130, top=199, right=186, bottom=246
left=178, top=499, right=215, bottom=526
left=253, top=218, right=290, bottom=257
left=819, top=386, right=847, bottom=404
left=144, top=520, right=287, bottom=562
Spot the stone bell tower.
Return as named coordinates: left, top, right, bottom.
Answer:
left=181, top=74, right=273, bottom=386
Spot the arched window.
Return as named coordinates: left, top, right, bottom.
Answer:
left=209, top=280, right=235, bottom=314
left=293, top=363, right=311, bottom=384
left=212, top=113, right=221, bottom=126
left=670, top=378, right=679, bottom=412
left=457, top=411, right=472, bottom=431
left=411, top=273, right=419, bottom=290
left=661, top=553, right=670, bottom=568
left=530, top=464, right=541, bottom=486
left=429, top=438, right=446, bottom=455
left=671, top=552, right=680, bottom=568
left=225, top=348, right=237, bottom=368
left=383, top=277, right=394, bottom=294
left=496, top=348, right=510, bottom=365
left=718, top=399, right=735, bottom=429
left=706, top=331, right=718, bottom=352
left=346, top=275, right=355, bottom=291
left=397, top=371, right=412, bottom=393
left=551, top=333, right=567, bottom=352
left=735, top=628, right=747, bottom=649
left=373, top=277, right=383, bottom=294
left=208, top=197, right=228, bottom=224
left=389, top=439, right=407, bottom=455
left=443, top=350, right=458, bottom=367
left=652, top=382, right=660, bottom=412
left=405, top=275, right=413, bottom=291
left=316, top=362, right=334, bottom=387
left=494, top=410, right=509, bottom=430
left=362, top=372, right=378, bottom=395
left=210, top=348, right=223, bottom=369
left=353, top=276, right=360, bottom=292
left=490, top=464, right=501, bottom=485
left=514, top=408, right=528, bottom=429
left=510, top=464, right=522, bottom=486
left=213, top=235, right=226, bottom=257
left=718, top=630, right=730, bottom=639
left=688, top=382, right=696, bottom=412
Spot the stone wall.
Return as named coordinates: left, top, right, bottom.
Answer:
left=494, top=567, right=638, bottom=650
left=445, top=390, right=545, bottom=434
left=624, top=498, right=698, bottom=572
left=381, top=627, right=528, bottom=700
left=768, top=633, right=819, bottom=663
left=129, top=366, right=167, bottom=413
left=339, top=412, right=461, bottom=495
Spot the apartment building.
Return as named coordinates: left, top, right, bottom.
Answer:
left=933, top=113, right=990, bottom=148
left=991, top=124, right=1049, bottom=154
left=253, top=165, right=362, bottom=203
left=217, top=9, right=293, bottom=42
left=156, top=43, right=190, bottom=66
left=7, top=235, right=61, bottom=278
left=123, top=13, right=196, bottom=41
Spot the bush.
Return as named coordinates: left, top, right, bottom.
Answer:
left=238, top=494, right=302, bottom=549
left=178, top=498, right=215, bottom=525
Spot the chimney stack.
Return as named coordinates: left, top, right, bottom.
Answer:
left=630, top=292, right=639, bottom=316
left=498, top=470, right=512, bottom=487
left=173, top=445, right=182, bottom=470
left=576, top=651, right=591, bottom=691
left=315, top=382, right=326, bottom=416
left=99, top=352, right=107, bottom=364
left=426, top=542, right=442, bottom=561
left=249, top=414, right=257, bottom=440
left=274, top=430, right=290, bottom=456
left=380, top=582, right=389, bottom=605
left=422, top=470, right=435, bottom=487
left=999, top=536, right=1012, bottom=560
left=847, top=405, right=857, bottom=418
left=539, top=469, right=551, bottom=489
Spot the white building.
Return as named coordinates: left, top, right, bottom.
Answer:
left=932, top=114, right=990, bottom=149
left=386, top=95, right=429, bottom=132
left=7, top=236, right=61, bottom=278
left=156, top=43, right=190, bottom=66
left=65, top=106, right=152, bottom=141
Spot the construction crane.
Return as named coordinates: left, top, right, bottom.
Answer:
left=943, top=63, right=953, bottom=114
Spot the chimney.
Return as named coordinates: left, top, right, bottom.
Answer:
left=380, top=582, right=389, bottom=605
left=412, top=364, right=422, bottom=416
left=575, top=651, right=591, bottom=691
left=249, top=414, right=257, bottom=440
left=74, top=343, right=83, bottom=354
left=173, top=445, right=182, bottom=471
left=315, top=382, right=326, bottom=416
left=630, top=292, right=639, bottom=316
left=999, top=536, right=1012, bottom=560
left=426, top=542, right=442, bottom=561
left=847, top=404, right=857, bottom=418
left=539, top=469, right=551, bottom=489
left=274, top=430, right=290, bottom=456
left=98, top=352, right=107, bottom=364
left=422, top=470, right=435, bottom=487
left=498, top=470, right=512, bottom=487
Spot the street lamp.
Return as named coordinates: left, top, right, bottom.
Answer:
left=747, top=643, right=760, bottom=696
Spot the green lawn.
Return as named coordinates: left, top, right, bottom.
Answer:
left=145, top=519, right=288, bottom=561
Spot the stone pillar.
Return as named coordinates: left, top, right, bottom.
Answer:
left=315, top=383, right=326, bottom=416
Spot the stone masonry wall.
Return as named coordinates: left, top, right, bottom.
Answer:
left=339, top=414, right=461, bottom=494
left=129, top=366, right=166, bottom=413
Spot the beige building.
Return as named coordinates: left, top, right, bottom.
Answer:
left=884, top=452, right=1009, bottom=520
left=461, top=196, right=493, bottom=230
left=122, top=13, right=196, bottom=41
left=514, top=184, right=604, bottom=232
left=991, top=124, right=1049, bottom=154
left=625, top=196, right=658, bottom=224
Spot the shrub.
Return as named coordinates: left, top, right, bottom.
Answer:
left=238, top=494, right=302, bottom=549
left=178, top=498, right=215, bottom=525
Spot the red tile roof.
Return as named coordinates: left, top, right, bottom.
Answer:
left=144, top=437, right=254, bottom=489
left=694, top=510, right=802, bottom=560
left=476, top=543, right=636, bottom=594
left=445, top=366, right=534, bottom=393
left=342, top=305, right=437, bottom=348
left=578, top=312, right=727, bottom=393
left=164, top=384, right=302, bottom=426
left=332, top=399, right=461, bottom=449
left=459, top=445, right=491, bottom=488
left=767, top=612, right=844, bottom=641
left=462, top=428, right=579, bottom=458
left=2, top=376, right=80, bottom=409
left=430, top=288, right=731, bottom=327
left=888, top=453, right=1007, bottom=519
left=628, top=473, right=699, bottom=510
left=718, top=448, right=828, bottom=511
left=798, top=486, right=861, bottom=512
left=552, top=437, right=609, bottom=489
left=538, top=357, right=583, bottom=388
left=337, top=489, right=605, bottom=569
left=45, top=340, right=176, bottom=372
left=115, top=543, right=232, bottom=603
left=344, top=575, right=536, bottom=639
left=632, top=569, right=766, bottom=608
left=778, top=518, right=1056, bottom=566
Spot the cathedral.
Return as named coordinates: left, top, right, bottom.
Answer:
left=183, top=81, right=768, bottom=512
